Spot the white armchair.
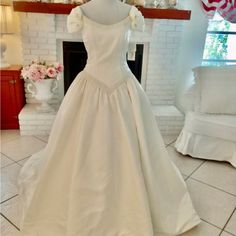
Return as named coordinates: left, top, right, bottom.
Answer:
left=175, top=65, right=236, bottom=167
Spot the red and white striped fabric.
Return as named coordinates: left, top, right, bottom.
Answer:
left=201, top=0, right=236, bottom=23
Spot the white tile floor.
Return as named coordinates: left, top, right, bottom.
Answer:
left=0, top=130, right=236, bottom=236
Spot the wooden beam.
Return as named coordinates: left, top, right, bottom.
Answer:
left=13, top=1, right=191, bottom=20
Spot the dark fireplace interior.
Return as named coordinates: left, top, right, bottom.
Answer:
left=63, top=41, right=144, bottom=94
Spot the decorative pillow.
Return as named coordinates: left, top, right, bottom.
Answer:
left=193, top=65, right=236, bottom=115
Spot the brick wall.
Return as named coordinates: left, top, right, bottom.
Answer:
left=18, top=12, right=183, bottom=105
left=146, top=20, right=183, bottom=105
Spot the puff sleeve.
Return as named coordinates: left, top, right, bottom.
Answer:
left=67, top=6, right=83, bottom=33
left=129, top=6, right=145, bottom=32
left=127, top=6, right=145, bottom=60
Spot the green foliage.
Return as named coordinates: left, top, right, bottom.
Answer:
left=203, top=19, right=230, bottom=60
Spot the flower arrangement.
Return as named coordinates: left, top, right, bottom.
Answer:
left=21, top=60, right=64, bottom=82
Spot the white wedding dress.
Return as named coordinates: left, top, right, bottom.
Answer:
left=17, top=5, right=201, bottom=236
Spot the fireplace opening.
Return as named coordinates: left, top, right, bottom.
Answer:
left=63, top=41, right=144, bottom=94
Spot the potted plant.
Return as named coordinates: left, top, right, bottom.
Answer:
left=21, top=59, right=64, bottom=112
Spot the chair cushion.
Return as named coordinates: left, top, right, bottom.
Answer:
left=183, top=111, right=236, bottom=142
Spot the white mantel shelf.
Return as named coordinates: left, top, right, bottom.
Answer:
left=13, top=1, right=191, bottom=20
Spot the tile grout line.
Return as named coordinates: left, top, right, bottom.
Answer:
left=185, top=160, right=205, bottom=181
left=200, top=218, right=223, bottom=230
left=1, top=135, right=46, bottom=165
left=0, top=151, right=20, bottom=165
left=0, top=162, right=15, bottom=169
left=220, top=230, right=236, bottom=236
left=0, top=212, right=20, bottom=231
left=178, top=156, right=236, bottom=234
left=189, top=177, right=236, bottom=198
left=0, top=194, right=19, bottom=205
left=169, top=139, right=177, bottom=146
left=219, top=229, right=225, bottom=236
left=16, top=155, right=32, bottom=165
left=33, top=135, right=48, bottom=143
left=165, top=138, right=177, bottom=148
left=223, top=230, right=236, bottom=236
left=1, top=153, right=31, bottom=168
left=166, top=144, right=207, bottom=183
left=200, top=219, right=235, bottom=236
left=0, top=135, right=21, bottom=145
left=220, top=207, right=236, bottom=235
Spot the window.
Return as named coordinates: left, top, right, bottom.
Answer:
left=202, top=12, right=236, bottom=66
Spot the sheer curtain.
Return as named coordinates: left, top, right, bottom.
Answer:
left=201, top=0, right=236, bottom=23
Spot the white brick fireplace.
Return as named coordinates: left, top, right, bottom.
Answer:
left=18, top=11, right=184, bottom=135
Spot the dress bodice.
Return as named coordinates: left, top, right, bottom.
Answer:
left=67, top=5, right=145, bottom=87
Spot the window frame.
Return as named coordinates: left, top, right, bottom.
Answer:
left=202, top=17, right=236, bottom=65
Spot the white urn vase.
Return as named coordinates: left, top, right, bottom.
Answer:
left=27, top=79, right=58, bottom=112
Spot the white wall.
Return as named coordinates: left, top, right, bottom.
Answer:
left=145, top=19, right=183, bottom=105
left=175, top=0, right=209, bottom=112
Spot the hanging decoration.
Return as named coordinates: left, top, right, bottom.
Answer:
left=201, top=0, right=236, bottom=23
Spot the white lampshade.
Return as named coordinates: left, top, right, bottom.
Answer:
left=0, top=4, right=15, bottom=68
left=0, top=4, right=14, bottom=34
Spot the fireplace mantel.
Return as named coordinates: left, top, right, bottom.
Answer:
left=13, top=1, right=191, bottom=20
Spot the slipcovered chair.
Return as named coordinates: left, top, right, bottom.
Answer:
left=175, top=65, right=236, bottom=167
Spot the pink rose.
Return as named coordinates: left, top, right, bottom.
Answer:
left=46, top=67, right=57, bottom=78
left=21, top=60, right=63, bottom=81
left=21, top=65, right=30, bottom=79
left=39, top=65, right=47, bottom=79
left=28, top=66, right=41, bottom=81
left=30, top=64, right=39, bottom=71
left=54, top=62, right=64, bottom=73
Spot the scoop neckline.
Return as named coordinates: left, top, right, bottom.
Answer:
left=79, top=5, right=134, bottom=27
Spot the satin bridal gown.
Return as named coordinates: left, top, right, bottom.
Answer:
left=17, top=5, right=201, bottom=236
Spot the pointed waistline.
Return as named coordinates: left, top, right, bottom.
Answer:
left=82, top=69, right=133, bottom=94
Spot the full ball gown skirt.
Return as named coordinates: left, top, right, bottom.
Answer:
left=17, top=5, right=201, bottom=236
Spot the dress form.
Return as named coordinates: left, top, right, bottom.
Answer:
left=80, top=0, right=132, bottom=24
left=17, top=5, right=201, bottom=235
